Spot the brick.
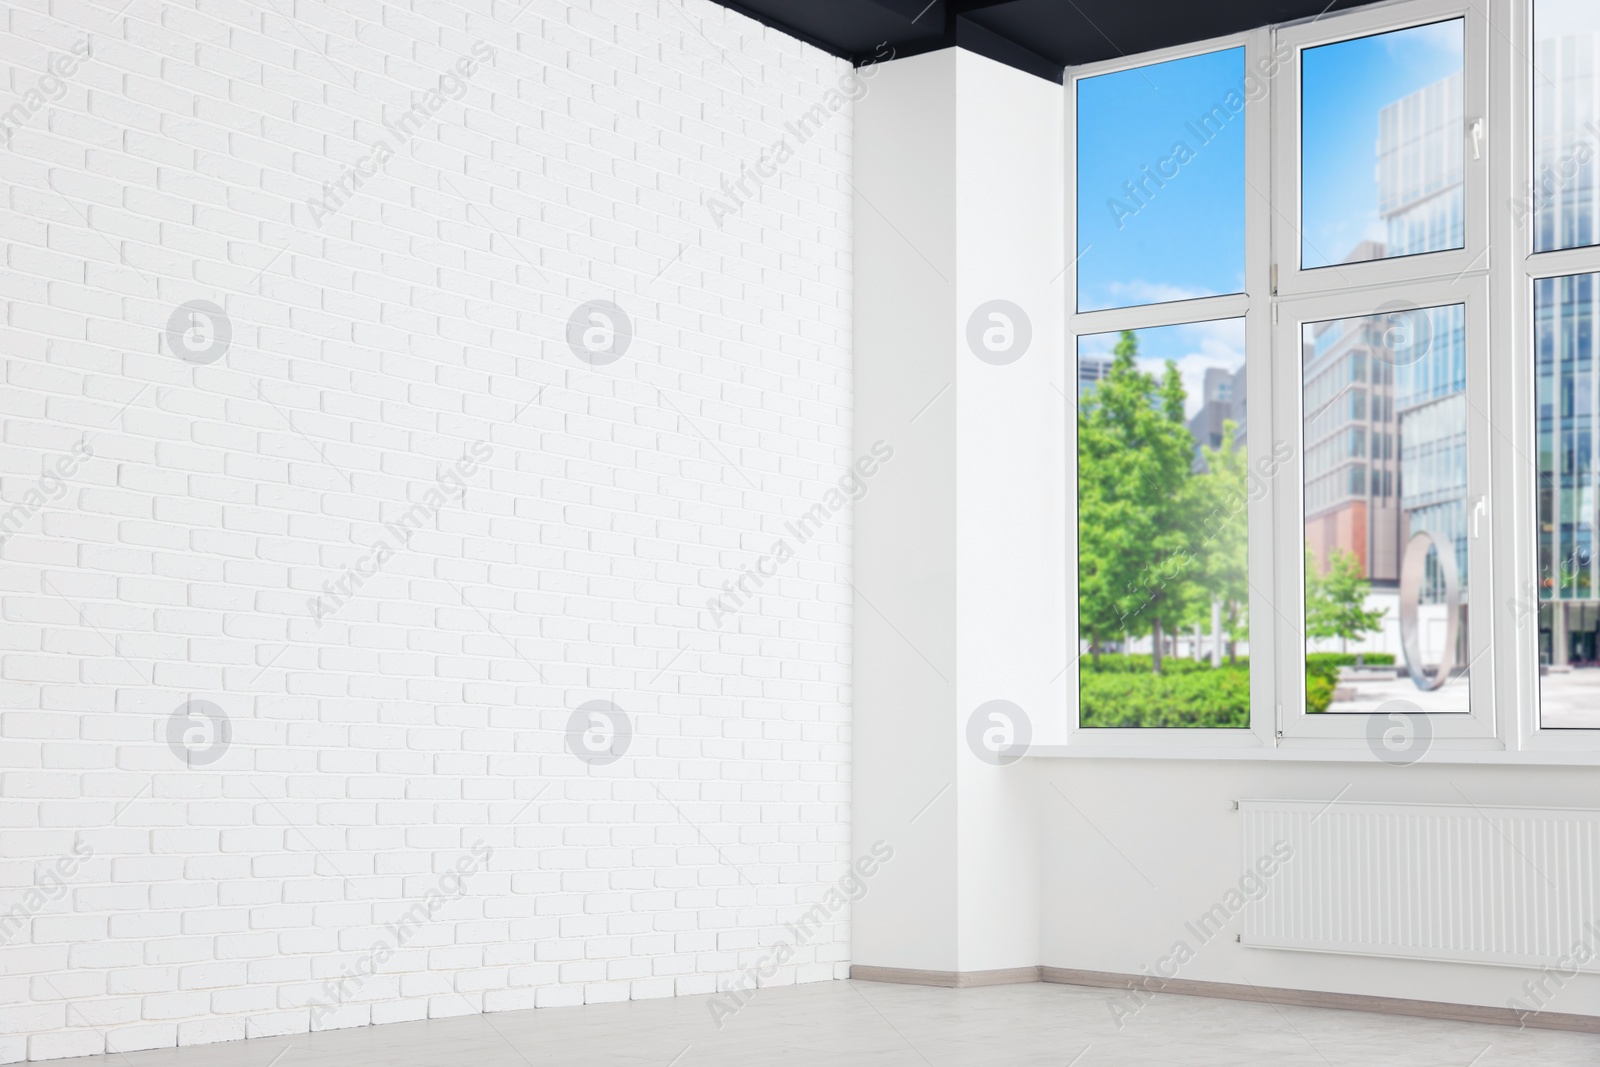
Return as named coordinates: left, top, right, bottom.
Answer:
left=0, top=0, right=852, bottom=1057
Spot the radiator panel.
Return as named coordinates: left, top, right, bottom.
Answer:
left=1240, top=800, right=1600, bottom=970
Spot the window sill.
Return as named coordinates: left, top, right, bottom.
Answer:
left=1028, top=736, right=1600, bottom=764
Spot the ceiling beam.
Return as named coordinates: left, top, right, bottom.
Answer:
left=705, top=0, right=1381, bottom=81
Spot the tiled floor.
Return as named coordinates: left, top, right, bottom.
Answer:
left=46, top=979, right=1600, bottom=1067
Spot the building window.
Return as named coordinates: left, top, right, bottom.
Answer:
left=1536, top=273, right=1600, bottom=723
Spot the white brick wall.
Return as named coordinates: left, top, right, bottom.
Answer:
left=0, top=0, right=855, bottom=1059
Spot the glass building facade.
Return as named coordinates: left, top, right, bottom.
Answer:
left=1304, top=314, right=1399, bottom=584
left=1303, top=70, right=1468, bottom=602
left=1535, top=21, right=1600, bottom=667
left=1538, top=273, right=1600, bottom=664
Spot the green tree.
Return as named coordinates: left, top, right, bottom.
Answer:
left=1305, top=546, right=1331, bottom=640
left=1306, top=547, right=1385, bottom=651
left=1077, top=338, right=1140, bottom=669
left=1077, top=331, right=1198, bottom=674
left=1193, top=420, right=1250, bottom=662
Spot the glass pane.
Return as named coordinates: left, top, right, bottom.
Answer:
left=1076, top=48, right=1245, bottom=313
left=1302, top=304, right=1469, bottom=714
left=1532, top=0, right=1600, bottom=252
left=1537, top=274, right=1600, bottom=727
left=1077, top=319, right=1248, bottom=728
left=1301, top=20, right=1465, bottom=270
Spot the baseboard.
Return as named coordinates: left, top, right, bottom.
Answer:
left=849, top=965, right=1043, bottom=988
left=850, top=962, right=1600, bottom=1034
left=1039, top=967, right=1600, bottom=1036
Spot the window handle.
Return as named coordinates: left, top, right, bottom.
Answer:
left=1470, top=117, right=1484, bottom=161
left=1472, top=496, right=1486, bottom=538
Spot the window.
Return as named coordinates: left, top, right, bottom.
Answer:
left=1071, top=38, right=1259, bottom=736
left=1301, top=304, right=1472, bottom=717
left=1274, top=0, right=1494, bottom=748
left=1529, top=1, right=1600, bottom=735
left=1068, top=33, right=1267, bottom=739
left=1076, top=320, right=1249, bottom=728
left=1063, top=0, right=1600, bottom=756
left=1064, top=0, right=1559, bottom=755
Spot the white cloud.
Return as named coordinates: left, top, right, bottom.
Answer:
left=1383, top=18, right=1463, bottom=61
left=1099, top=280, right=1214, bottom=305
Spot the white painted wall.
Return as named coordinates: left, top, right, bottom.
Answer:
left=951, top=49, right=1061, bottom=973
left=852, top=48, right=1060, bottom=975
left=0, top=0, right=857, bottom=1060
left=1039, top=759, right=1600, bottom=1020
left=850, top=49, right=959, bottom=973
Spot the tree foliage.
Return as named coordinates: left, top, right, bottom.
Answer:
left=1077, top=331, right=1197, bottom=673
left=1191, top=419, right=1250, bottom=657
left=1077, top=333, right=1391, bottom=720
left=1305, top=547, right=1386, bottom=651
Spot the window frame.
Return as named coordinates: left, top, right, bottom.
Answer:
left=1272, top=277, right=1499, bottom=746
left=1052, top=0, right=1600, bottom=762
left=1062, top=27, right=1276, bottom=754
left=1509, top=0, right=1600, bottom=755
left=1273, top=0, right=1488, bottom=298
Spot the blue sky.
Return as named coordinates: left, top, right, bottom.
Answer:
left=1077, top=22, right=1465, bottom=299
left=1076, top=48, right=1246, bottom=313
left=1076, top=51, right=1248, bottom=415
left=1074, top=22, right=1472, bottom=411
left=1301, top=20, right=1463, bottom=268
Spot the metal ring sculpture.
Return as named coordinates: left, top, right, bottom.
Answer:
left=1398, top=530, right=1461, bottom=692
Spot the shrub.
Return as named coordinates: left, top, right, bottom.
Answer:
left=1304, top=672, right=1334, bottom=714
left=1306, top=651, right=1395, bottom=670
left=1079, top=662, right=1250, bottom=728
left=1076, top=654, right=1378, bottom=724
left=1304, top=652, right=1393, bottom=713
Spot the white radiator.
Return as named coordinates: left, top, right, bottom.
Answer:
left=1240, top=799, right=1600, bottom=970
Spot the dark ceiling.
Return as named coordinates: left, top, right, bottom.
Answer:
left=712, top=0, right=1381, bottom=81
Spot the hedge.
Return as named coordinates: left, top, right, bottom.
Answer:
left=1306, top=652, right=1395, bottom=669
left=1304, top=672, right=1335, bottom=715
left=1305, top=652, right=1395, bottom=714
left=1077, top=653, right=1395, bottom=725
left=1079, top=663, right=1250, bottom=728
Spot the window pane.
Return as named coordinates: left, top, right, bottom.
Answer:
left=1077, top=319, right=1248, bottom=728
left=1302, top=304, right=1469, bottom=714
left=1537, top=274, right=1600, bottom=727
left=1076, top=49, right=1245, bottom=313
left=1301, top=20, right=1465, bottom=270
left=1533, top=0, right=1600, bottom=252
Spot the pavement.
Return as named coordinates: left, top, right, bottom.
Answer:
left=1324, top=664, right=1600, bottom=728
